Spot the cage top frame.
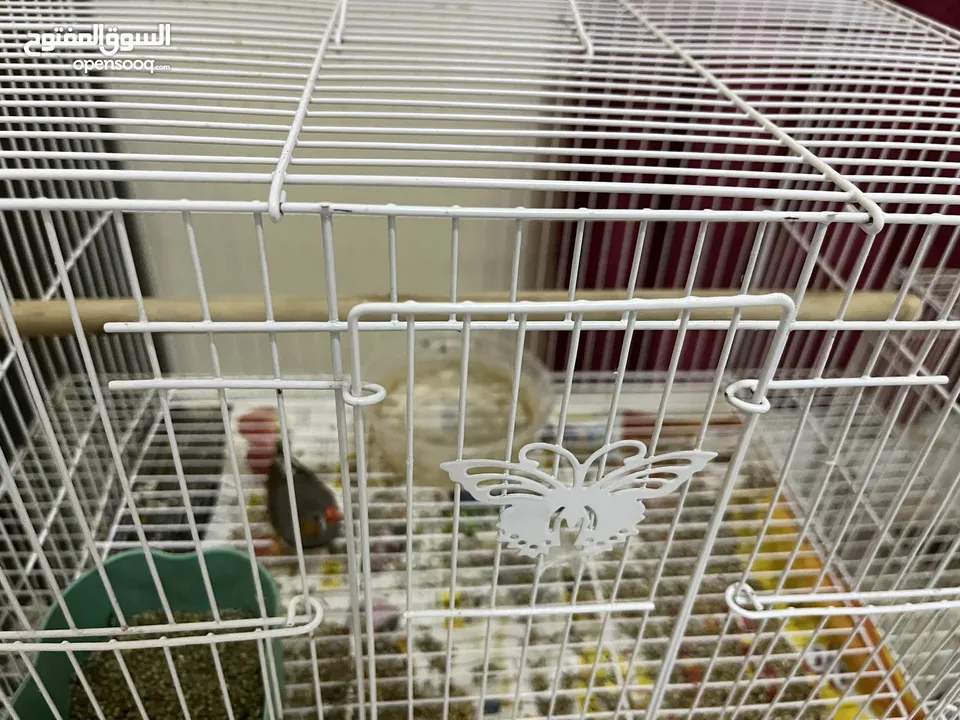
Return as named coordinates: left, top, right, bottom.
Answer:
left=0, top=0, right=958, bottom=221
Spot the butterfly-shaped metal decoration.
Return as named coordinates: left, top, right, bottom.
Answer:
left=440, top=441, right=717, bottom=560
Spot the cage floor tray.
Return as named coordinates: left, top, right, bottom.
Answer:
left=106, top=383, right=923, bottom=719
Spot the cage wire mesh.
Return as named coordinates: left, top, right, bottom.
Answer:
left=0, top=0, right=959, bottom=719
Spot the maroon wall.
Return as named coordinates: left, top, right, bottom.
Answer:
left=549, top=1, right=960, bottom=374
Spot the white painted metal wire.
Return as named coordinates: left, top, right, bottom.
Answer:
left=0, top=0, right=959, bottom=719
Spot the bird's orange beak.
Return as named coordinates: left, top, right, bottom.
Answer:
left=326, top=506, right=343, bottom=524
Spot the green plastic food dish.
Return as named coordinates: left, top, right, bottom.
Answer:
left=11, top=547, right=284, bottom=719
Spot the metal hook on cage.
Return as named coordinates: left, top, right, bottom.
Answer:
left=728, top=582, right=764, bottom=615
left=267, top=189, right=287, bottom=223
left=724, top=380, right=772, bottom=415
left=341, top=380, right=387, bottom=407
left=843, top=198, right=886, bottom=237
left=285, top=594, right=325, bottom=627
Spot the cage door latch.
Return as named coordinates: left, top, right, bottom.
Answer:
left=726, top=581, right=960, bottom=619
left=724, top=374, right=950, bottom=414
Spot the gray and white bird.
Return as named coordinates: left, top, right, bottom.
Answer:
left=266, top=440, right=343, bottom=550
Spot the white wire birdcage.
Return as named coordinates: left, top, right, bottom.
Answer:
left=0, top=0, right=959, bottom=719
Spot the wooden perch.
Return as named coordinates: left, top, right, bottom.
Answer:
left=8, top=289, right=924, bottom=338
